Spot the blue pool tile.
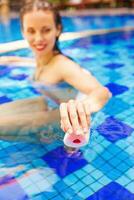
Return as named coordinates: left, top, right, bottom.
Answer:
left=78, top=186, right=94, bottom=199
left=0, top=95, right=12, bottom=104
left=73, top=38, right=90, bottom=48
left=104, top=50, right=119, bottom=56
left=52, top=196, right=65, bottom=200
left=97, top=116, right=133, bottom=142
left=126, top=44, right=134, bottom=49
left=82, top=175, right=95, bottom=185
left=110, top=157, right=122, bottom=167
left=104, top=63, right=124, bottom=69
left=90, top=170, right=103, bottom=180
left=118, top=162, right=131, bottom=173
left=0, top=65, right=8, bottom=70
left=0, top=150, right=7, bottom=159
left=0, top=175, right=29, bottom=200
left=71, top=196, right=83, bottom=200
left=31, top=191, right=58, bottom=200
left=105, top=83, right=129, bottom=96
left=42, top=146, right=88, bottom=178
left=91, top=35, right=113, bottom=45
left=116, top=175, right=131, bottom=186
left=105, top=143, right=121, bottom=155
left=42, top=190, right=59, bottom=199
left=87, top=182, right=134, bottom=200
left=99, top=151, right=113, bottom=160
left=107, top=169, right=123, bottom=180
left=64, top=175, right=78, bottom=186
left=98, top=176, right=111, bottom=185
left=126, top=182, right=134, bottom=193
left=116, top=151, right=131, bottom=162
left=54, top=181, right=68, bottom=192
left=71, top=181, right=85, bottom=192
left=60, top=187, right=78, bottom=199
left=92, top=157, right=105, bottom=168
left=125, top=168, right=134, bottom=180
left=102, top=97, right=130, bottom=116
left=0, top=67, right=11, bottom=77
left=90, top=181, right=102, bottom=192
left=9, top=74, right=28, bottom=81
left=99, top=163, right=113, bottom=173
left=106, top=70, right=121, bottom=82
left=31, top=194, right=44, bottom=200
left=81, top=57, right=95, bottom=62
left=83, top=165, right=96, bottom=174
left=74, top=169, right=87, bottom=178
left=29, top=87, right=41, bottom=95
left=92, top=144, right=133, bottom=180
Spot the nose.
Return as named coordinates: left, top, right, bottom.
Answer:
left=35, top=32, right=44, bottom=43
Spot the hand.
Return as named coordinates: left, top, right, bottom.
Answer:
left=60, top=99, right=91, bottom=135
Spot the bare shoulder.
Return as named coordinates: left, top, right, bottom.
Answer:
left=57, top=54, right=79, bottom=67
left=53, top=54, right=81, bottom=75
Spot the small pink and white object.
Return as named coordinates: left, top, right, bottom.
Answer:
left=63, top=130, right=90, bottom=148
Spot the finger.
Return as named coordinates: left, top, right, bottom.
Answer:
left=76, top=101, right=88, bottom=133
left=60, top=120, right=66, bottom=132
left=83, top=101, right=91, bottom=126
left=59, top=103, right=73, bottom=133
left=68, top=100, right=82, bottom=135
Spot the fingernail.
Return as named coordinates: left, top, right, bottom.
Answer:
left=83, top=128, right=88, bottom=133
left=76, top=129, right=83, bottom=135
left=67, top=129, right=73, bottom=134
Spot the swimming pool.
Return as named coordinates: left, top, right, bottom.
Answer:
left=0, top=15, right=134, bottom=200
left=1, top=13, right=134, bottom=43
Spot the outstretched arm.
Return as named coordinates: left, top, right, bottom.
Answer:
left=59, top=59, right=112, bottom=134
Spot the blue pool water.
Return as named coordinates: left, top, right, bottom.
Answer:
left=0, top=16, right=134, bottom=200
left=1, top=14, right=134, bottom=43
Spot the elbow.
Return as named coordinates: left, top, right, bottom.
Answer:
left=103, top=87, right=112, bottom=100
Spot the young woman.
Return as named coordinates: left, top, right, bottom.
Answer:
left=0, top=0, right=111, bottom=145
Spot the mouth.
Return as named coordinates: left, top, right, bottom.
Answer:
left=34, top=44, right=47, bottom=51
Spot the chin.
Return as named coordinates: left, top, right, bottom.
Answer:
left=34, top=50, right=47, bottom=57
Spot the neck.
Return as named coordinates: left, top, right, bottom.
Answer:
left=36, top=52, right=54, bottom=68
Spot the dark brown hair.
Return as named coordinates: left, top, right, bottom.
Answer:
left=20, top=0, right=62, bottom=52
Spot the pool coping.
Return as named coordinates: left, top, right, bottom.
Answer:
left=10, top=8, right=134, bottom=17
left=60, top=8, right=134, bottom=16
left=1, top=8, right=134, bottom=54
left=1, top=25, right=134, bottom=54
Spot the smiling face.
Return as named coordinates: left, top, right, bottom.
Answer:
left=22, top=10, right=61, bottom=57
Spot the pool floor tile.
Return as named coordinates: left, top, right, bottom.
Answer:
left=105, top=83, right=129, bottom=96
left=42, top=146, right=88, bottom=178
left=0, top=95, right=12, bottom=104
left=116, top=175, right=131, bottom=186
left=97, top=116, right=133, bottom=142
left=92, top=144, right=133, bottom=180
left=104, top=62, right=124, bottom=69
left=1, top=24, right=134, bottom=200
left=0, top=176, right=29, bottom=200
left=87, top=182, right=134, bottom=200
left=102, top=97, right=130, bottom=116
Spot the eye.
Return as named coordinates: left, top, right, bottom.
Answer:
left=42, top=27, right=51, bottom=33
left=27, top=28, right=35, bottom=34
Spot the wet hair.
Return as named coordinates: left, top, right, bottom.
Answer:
left=20, top=0, right=62, bottom=52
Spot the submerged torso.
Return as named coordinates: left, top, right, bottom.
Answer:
left=32, top=54, right=79, bottom=107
